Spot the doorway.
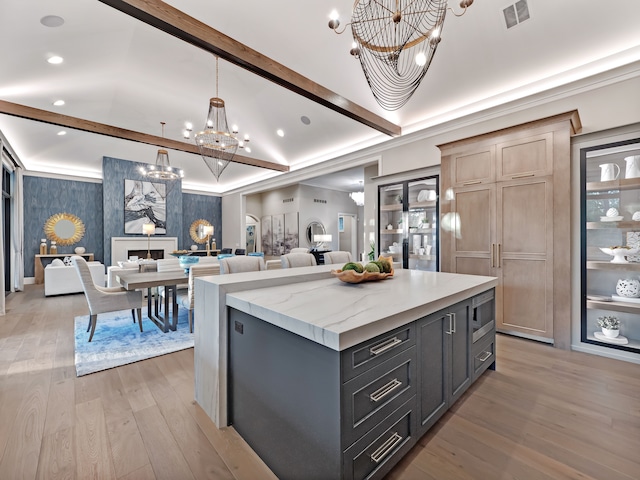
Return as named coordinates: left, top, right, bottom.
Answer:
left=337, top=213, right=358, bottom=261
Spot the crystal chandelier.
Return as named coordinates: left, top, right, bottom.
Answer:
left=350, top=191, right=365, bottom=206
left=328, top=0, right=474, bottom=111
left=195, top=57, right=250, bottom=181
left=138, top=122, right=184, bottom=180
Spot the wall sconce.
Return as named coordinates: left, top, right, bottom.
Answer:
left=142, top=223, right=156, bottom=259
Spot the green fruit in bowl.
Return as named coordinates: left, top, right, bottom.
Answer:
left=343, top=262, right=363, bottom=273
left=377, top=259, right=391, bottom=273
left=364, top=263, right=380, bottom=273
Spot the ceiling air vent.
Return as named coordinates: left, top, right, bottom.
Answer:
left=503, top=0, right=530, bottom=29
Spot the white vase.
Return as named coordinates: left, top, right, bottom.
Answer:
left=74, top=246, right=85, bottom=255
left=601, top=328, right=620, bottom=338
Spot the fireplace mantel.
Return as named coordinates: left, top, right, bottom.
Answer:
left=111, top=237, right=178, bottom=266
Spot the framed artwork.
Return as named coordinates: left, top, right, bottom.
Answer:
left=124, top=179, right=167, bottom=234
left=246, top=225, right=256, bottom=253
left=261, top=216, right=273, bottom=255
left=273, top=214, right=285, bottom=255
left=338, top=216, right=344, bottom=232
left=284, top=212, right=299, bottom=253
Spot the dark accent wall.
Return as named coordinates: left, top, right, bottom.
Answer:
left=182, top=193, right=222, bottom=250
left=102, top=156, right=184, bottom=266
left=23, top=176, right=103, bottom=276
left=22, top=156, right=222, bottom=277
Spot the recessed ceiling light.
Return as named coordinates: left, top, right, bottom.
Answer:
left=277, top=129, right=285, bottom=137
left=57, top=131, right=66, bottom=136
left=40, top=15, right=65, bottom=27
left=47, top=55, right=64, bottom=64
left=53, top=99, right=65, bottom=106
left=301, top=116, right=311, bottom=125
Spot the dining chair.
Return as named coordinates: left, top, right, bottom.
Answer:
left=72, top=256, right=143, bottom=342
left=234, top=248, right=246, bottom=255
left=280, top=253, right=318, bottom=268
left=323, top=251, right=352, bottom=265
left=177, top=263, right=220, bottom=333
left=290, top=247, right=309, bottom=254
left=220, top=248, right=233, bottom=254
left=219, top=255, right=266, bottom=274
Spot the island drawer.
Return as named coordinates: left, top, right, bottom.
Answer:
left=343, top=396, right=417, bottom=480
left=342, top=346, right=416, bottom=447
left=472, top=332, right=495, bottom=381
left=341, top=323, right=416, bottom=382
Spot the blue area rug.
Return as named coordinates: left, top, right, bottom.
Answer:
left=74, top=308, right=193, bottom=376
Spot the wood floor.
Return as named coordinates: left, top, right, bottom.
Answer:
left=1, top=285, right=639, bottom=480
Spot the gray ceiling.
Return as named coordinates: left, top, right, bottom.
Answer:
left=1, top=1, right=639, bottom=193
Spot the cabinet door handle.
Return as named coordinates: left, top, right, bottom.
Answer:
left=490, top=243, right=494, bottom=268
left=370, top=337, right=402, bottom=356
left=477, top=351, right=492, bottom=362
left=511, top=173, right=535, bottom=179
left=369, top=378, right=403, bottom=402
left=463, top=180, right=482, bottom=186
left=445, top=313, right=453, bottom=335
left=451, top=312, right=456, bottom=333
left=497, top=243, right=501, bottom=268
left=370, top=432, right=403, bottom=463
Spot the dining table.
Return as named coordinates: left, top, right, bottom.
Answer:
left=115, top=269, right=189, bottom=333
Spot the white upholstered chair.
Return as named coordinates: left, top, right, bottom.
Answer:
left=281, top=253, right=317, bottom=268
left=177, top=263, right=220, bottom=333
left=290, top=247, right=309, bottom=254
left=72, top=256, right=143, bottom=342
left=219, top=255, right=266, bottom=274
left=323, top=251, right=353, bottom=265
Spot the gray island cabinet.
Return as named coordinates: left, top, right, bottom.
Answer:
left=223, top=270, right=497, bottom=480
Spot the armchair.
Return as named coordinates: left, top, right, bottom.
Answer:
left=72, top=256, right=143, bottom=342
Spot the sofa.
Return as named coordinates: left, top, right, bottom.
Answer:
left=44, top=258, right=105, bottom=296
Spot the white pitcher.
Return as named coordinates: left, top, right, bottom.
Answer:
left=625, top=155, right=640, bottom=179
left=600, top=163, right=620, bottom=182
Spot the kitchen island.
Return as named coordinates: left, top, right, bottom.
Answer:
left=194, top=267, right=497, bottom=480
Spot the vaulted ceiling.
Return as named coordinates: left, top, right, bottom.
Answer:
left=1, top=0, right=639, bottom=193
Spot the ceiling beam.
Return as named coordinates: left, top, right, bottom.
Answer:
left=0, top=100, right=289, bottom=172
left=97, top=0, right=402, bottom=138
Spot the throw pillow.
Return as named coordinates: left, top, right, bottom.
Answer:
left=63, top=256, right=73, bottom=266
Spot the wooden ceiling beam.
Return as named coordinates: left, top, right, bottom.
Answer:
left=97, top=0, right=401, bottom=138
left=0, top=100, right=289, bottom=172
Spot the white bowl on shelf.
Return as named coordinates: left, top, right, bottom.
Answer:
left=600, top=247, right=640, bottom=263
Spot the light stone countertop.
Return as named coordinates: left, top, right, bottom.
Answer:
left=226, top=269, right=497, bottom=351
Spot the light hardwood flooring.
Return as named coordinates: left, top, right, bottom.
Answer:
left=1, top=285, right=639, bottom=479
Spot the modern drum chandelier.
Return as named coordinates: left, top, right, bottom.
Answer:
left=195, top=57, right=250, bottom=181
left=328, top=0, right=474, bottom=111
left=139, top=122, right=184, bottom=181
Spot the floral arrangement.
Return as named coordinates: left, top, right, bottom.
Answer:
left=597, top=315, right=620, bottom=330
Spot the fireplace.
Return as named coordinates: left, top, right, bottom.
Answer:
left=128, top=249, right=164, bottom=261
left=111, top=237, right=178, bottom=266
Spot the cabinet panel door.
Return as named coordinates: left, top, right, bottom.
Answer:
left=448, top=301, right=471, bottom=406
left=449, top=145, right=495, bottom=187
left=496, top=132, right=553, bottom=180
left=497, top=178, right=554, bottom=340
left=451, top=185, right=495, bottom=255
left=416, top=312, right=447, bottom=436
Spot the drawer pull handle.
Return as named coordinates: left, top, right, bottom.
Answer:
left=370, top=337, right=402, bottom=356
left=371, top=432, right=403, bottom=463
left=370, top=378, right=403, bottom=402
left=477, top=351, right=492, bottom=362
left=463, top=180, right=482, bottom=186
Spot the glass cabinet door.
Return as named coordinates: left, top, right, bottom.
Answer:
left=378, top=182, right=404, bottom=266
left=407, top=178, right=438, bottom=271
left=378, top=176, right=439, bottom=270
left=581, top=137, right=640, bottom=354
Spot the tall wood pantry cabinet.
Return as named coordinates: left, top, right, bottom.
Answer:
left=439, top=112, right=581, bottom=348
